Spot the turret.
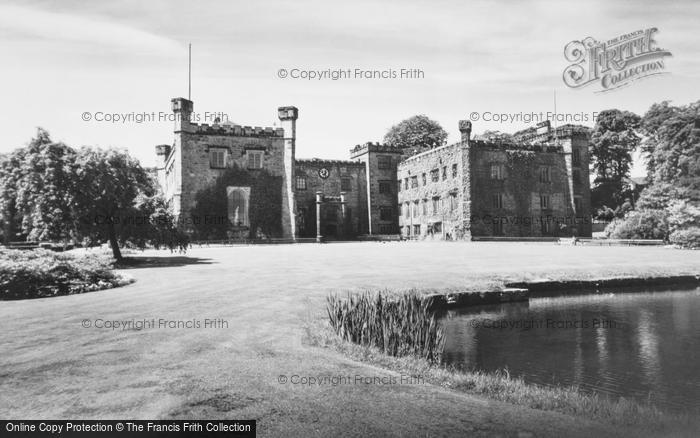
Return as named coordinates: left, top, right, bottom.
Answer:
left=278, top=106, right=299, bottom=239
left=171, top=97, right=194, bottom=133
left=458, top=120, right=472, bottom=142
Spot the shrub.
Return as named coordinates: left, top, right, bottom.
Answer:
left=604, top=209, right=668, bottom=240
left=668, top=227, right=700, bottom=249
left=0, top=249, right=130, bottom=300
left=326, top=291, right=445, bottom=363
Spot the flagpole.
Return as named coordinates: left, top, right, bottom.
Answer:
left=188, top=43, right=192, bottom=100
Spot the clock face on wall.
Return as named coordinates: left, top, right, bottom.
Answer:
left=318, top=168, right=330, bottom=179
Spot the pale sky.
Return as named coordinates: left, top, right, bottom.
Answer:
left=2, top=0, right=699, bottom=176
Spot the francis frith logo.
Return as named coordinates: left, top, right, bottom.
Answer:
left=563, top=28, right=672, bottom=92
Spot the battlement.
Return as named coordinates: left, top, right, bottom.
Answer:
left=515, top=124, right=591, bottom=144
left=349, top=142, right=403, bottom=158
left=399, top=142, right=461, bottom=165
left=296, top=158, right=365, bottom=167
left=183, top=123, right=284, bottom=138
left=469, top=139, right=564, bottom=153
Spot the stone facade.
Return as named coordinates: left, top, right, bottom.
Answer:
left=294, top=159, right=367, bottom=238
left=156, top=98, right=592, bottom=241
left=397, top=121, right=592, bottom=239
left=350, top=143, right=405, bottom=235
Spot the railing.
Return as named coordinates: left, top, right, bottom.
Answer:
left=576, top=238, right=665, bottom=246
left=471, top=236, right=560, bottom=242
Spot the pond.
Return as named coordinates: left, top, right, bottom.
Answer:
left=440, top=287, right=700, bottom=413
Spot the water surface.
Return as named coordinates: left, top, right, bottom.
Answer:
left=441, top=288, right=700, bottom=413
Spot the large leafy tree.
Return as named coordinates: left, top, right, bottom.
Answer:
left=0, top=128, right=77, bottom=242
left=589, top=110, right=641, bottom=215
left=640, top=100, right=700, bottom=193
left=73, top=147, right=158, bottom=261
left=604, top=100, right=700, bottom=247
left=384, top=115, right=448, bottom=154
left=0, top=129, right=187, bottom=260
left=590, top=110, right=641, bottom=182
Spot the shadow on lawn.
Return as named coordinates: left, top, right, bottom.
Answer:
left=114, top=256, right=214, bottom=269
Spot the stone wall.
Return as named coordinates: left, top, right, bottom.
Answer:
left=397, top=143, right=468, bottom=240
left=294, top=159, right=367, bottom=238
left=469, top=143, right=578, bottom=237
left=175, top=131, right=285, bottom=231
left=350, top=143, right=403, bottom=235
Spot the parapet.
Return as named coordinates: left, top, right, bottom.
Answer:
left=184, top=123, right=284, bottom=138
left=349, top=142, right=403, bottom=159
left=469, top=139, right=563, bottom=153
left=296, top=158, right=365, bottom=167
left=515, top=124, right=590, bottom=144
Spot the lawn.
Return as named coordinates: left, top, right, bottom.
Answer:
left=1, top=242, right=698, bottom=437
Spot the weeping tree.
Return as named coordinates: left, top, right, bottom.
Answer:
left=0, top=128, right=187, bottom=260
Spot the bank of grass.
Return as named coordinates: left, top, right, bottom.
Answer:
left=0, top=248, right=133, bottom=300
left=304, top=296, right=699, bottom=436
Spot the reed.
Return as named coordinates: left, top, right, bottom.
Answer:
left=326, top=291, right=445, bottom=363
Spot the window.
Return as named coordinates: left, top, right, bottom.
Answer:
left=430, top=169, right=440, bottom=182
left=432, top=196, right=440, bottom=214
left=433, top=222, right=442, bottom=234
left=379, top=180, right=392, bottom=194
left=397, top=180, right=402, bottom=192
left=422, top=173, right=427, bottom=186
left=404, top=178, right=409, bottom=190
left=210, top=148, right=227, bottom=168
left=295, top=175, right=307, bottom=190
left=442, top=166, right=447, bottom=180
left=413, top=200, right=420, bottom=217
left=422, top=199, right=428, bottom=216
left=493, top=221, right=504, bottom=236
left=540, top=194, right=550, bottom=210
left=449, top=192, right=458, bottom=212
left=573, top=170, right=581, bottom=186
left=410, top=176, right=418, bottom=188
left=490, top=164, right=505, bottom=180
left=574, top=197, right=582, bottom=212
left=246, top=150, right=263, bottom=169
left=379, top=207, right=393, bottom=221
left=452, top=163, right=458, bottom=178
left=413, top=224, right=421, bottom=236
left=377, top=155, right=391, bottom=169
left=539, top=166, right=551, bottom=183
left=492, top=193, right=504, bottom=209
left=404, top=202, right=410, bottom=218
left=341, top=177, right=352, bottom=191
left=572, top=148, right=581, bottom=167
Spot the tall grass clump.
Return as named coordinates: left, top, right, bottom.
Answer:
left=326, top=291, right=445, bottom=363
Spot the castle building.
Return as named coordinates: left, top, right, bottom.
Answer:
left=155, top=98, right=591, bottom=241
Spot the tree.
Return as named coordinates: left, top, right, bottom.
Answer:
left=590, top=109, right=641, bottom=182
left=589, top=110, right=641, bottom=216
left=640, top=100, right=700, bottom=194
left=384, top=115, right=448, bottom=154
left=0, top=128, right=77, bottom=242
left=72, top=147, right=155, bottom=260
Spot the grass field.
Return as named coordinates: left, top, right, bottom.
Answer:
left=1, top=242, right=699, bottom=437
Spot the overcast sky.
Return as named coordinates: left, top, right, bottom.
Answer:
left=2, top=0, right=698, bottom=175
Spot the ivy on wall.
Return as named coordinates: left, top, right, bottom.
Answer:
left=190, top=165, right=283, bottom=239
